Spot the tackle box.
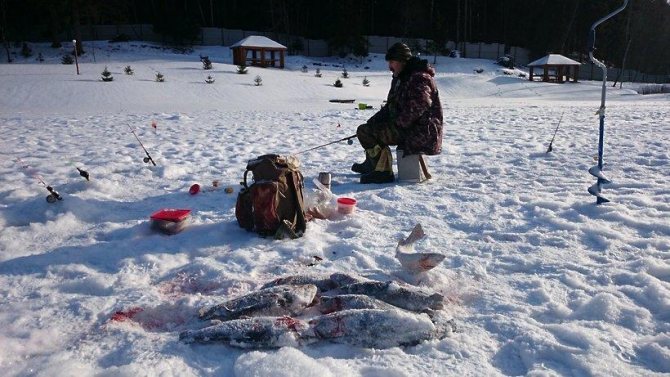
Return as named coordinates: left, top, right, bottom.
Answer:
left=149, top=208, right=191, bottom=235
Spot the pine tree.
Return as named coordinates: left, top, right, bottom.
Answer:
left=155, top=72, right=165, bottom=82
left=254, top=75, right=263, bottom=86
left=362, top=76, right=370, bottom=86
left=334, top=78, right=343, bottom=87
left=124, top=65, right=134, bottom=75
left=237, top=64, right=248, bottom=74
left=205, top=75, right=215, bottom=83
left=37, top=52, right=44, bottom=62
left=202, top=57, right=212, bottom=70
left=341, top=67, right=349, bottom=78
left=315, top=68, right=322, bottom=78
left=101, top=66, right=114, bottom=82
left=61, top=54, right=74, bottom=65
left=21, top=42, right=32, bottom=58
left=301, top=65, right=308, bottom=73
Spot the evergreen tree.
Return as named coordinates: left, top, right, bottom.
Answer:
left=301, top=65, right=308, bottom=73
left=315, top=68, right=322, bottom=78
left=101, top=66, right=114, bottom=82
left=254, top=75, right=262, bottom=86
left=237, top=64, right=248, bottom=74
left=334, top=78, right=343, bottom=87
left=61, top=54, right=74, bottom=64
left=124, top=65, right=134, bottom=75
left=202, top=56, right=212, bottom=70
left=341, top=67, right=349, bottom=78
left=155, top=72, right=165, bottom=82
left=362, top=76, right=370, bottom=86
left=205, top=74, right=215, bottom=83
left=20, top=42, right=32, bottom=58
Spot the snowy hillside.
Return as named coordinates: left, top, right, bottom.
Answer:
left=0, top=42, right=669, bottom=377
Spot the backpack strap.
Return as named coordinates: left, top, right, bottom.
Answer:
left=289, top=171, right=307, bottom=235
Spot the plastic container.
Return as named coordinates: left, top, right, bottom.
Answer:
left=150, top=209, right=191, bottom=235
left=337, top=197, right=357, bottom=214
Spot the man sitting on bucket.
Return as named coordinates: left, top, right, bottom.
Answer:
left=352, top=42, right=443, bottom=184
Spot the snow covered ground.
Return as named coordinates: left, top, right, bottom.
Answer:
left=0, top=41, right=669, bottom=376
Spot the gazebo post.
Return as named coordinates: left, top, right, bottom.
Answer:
left=529, top=67, right=534, bottom=81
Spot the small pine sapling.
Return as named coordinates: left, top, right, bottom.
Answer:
left=254, top=75, right=263, bottom=86
left=301, top=65, right=308, bottom=73
left=21, top=42, right=32, bottom=58
left=315, top=68, right=322, bottom=78
left=155, top=72, right=165, bottom=82
left=101, top=66, right=114, bottom=82
left=362, top=76, right=370, bottom=86
left=202, top=57, right=212, bottom=70
left=37, top=52, right=44, bottom=62
left=341, top=68, right=349, bottom=78
left=124, top=65, right=134, bottom=75
left=205, top=75, right=215, bottom=84
left=237, top=64, right=248, bottom=74
left=61, top=54, right=74, bottom=64
left=334, top=78, right=343, bottom=87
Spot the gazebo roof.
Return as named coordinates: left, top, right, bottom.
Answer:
left=230, top=36, right=287, bottom=50
left=528, top=54, right=581, bottom=67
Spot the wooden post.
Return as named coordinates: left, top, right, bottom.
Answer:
left=72, top=39, right=80, bottom=75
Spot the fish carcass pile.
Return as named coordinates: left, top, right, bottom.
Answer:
left=179, top=272, right=455, bottom=349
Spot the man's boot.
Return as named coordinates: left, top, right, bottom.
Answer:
left=351, top=146, right=381, bottom=174
left=360, top=146, right=394, bottom=184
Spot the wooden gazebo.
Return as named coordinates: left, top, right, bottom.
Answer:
left=528, top=54, right=581, bottom=83
left=231, top=36, right=287, bottom=68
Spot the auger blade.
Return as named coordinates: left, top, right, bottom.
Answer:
left=588, top=166, right=611, bottom=184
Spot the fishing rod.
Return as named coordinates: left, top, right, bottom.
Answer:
left=15, top=158, right=63, bottom=203
left=69, top=161, right=90, bottom=181
left=128, top=124, right=157, bottom=166
left=76, top=167, right=90, bottom=181
left=294, top=134, right=356, bottom=155
left=587, top=0, right=628, bottom=204
left=546, top=111, right=565, bottom=153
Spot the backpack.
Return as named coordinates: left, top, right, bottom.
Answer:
left=235, top=154, right=307, bottom=239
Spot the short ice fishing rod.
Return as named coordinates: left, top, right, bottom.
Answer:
left=587, top=0, right=628, bottom=204
left=128, top=124, right=157, bottom=166
left=15, top=158, right=63, bottom=203
left=546, top=111, right=565, bottom=153
left=294, top=134, right=357, bottom=155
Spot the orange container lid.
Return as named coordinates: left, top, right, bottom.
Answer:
left=150, top=209, right=191, bottom=222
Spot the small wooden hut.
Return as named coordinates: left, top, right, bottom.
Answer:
left=231, top=36, right=287, bottom=68
left=528, top=54, right=581, bottom=83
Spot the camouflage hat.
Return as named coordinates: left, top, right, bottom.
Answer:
left=385, top=42, right=412, bottom=62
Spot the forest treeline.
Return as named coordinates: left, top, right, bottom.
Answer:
left=1, top=0, right=668, bottom=74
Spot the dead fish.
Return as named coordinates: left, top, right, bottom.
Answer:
left=180, top=316, right=312, bottom=348
left=259, top=272, right=364, bottom=294
left=329, top=272, right=366, bottom=288
left=317, top=294, right=399, bottom=314
left=309, top=309, right=436, bottom=348
left=426, top=309, right=457, bottom=339
left=198, top=284, right=317, bottom=321
left=260, top=275, right=339, bottom=293
left=396, top=223, right=445, bottom=273
left=397, top=223, right=426, bottom=249
left=337, top=281, right=444, bottom=311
